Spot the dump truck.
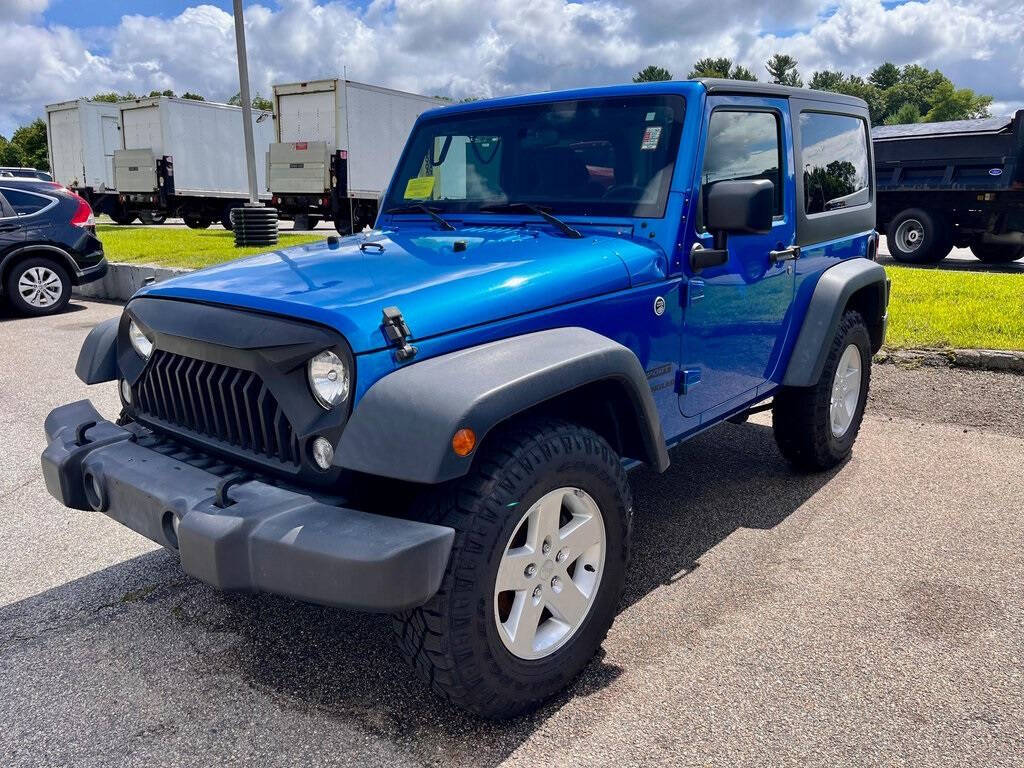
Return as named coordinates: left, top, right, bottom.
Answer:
left=874, top=110, right=1024, bottom=264
left=267, top=79, right=445, bottom=232
left=114, top=97, right=274, bottom=229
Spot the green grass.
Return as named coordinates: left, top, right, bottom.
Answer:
left=96, top=223, right=322, bottom=270
left=885, top=265, right=1024, bottom=351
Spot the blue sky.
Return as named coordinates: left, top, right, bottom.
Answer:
left=3, top=0, right=1022, bottom=138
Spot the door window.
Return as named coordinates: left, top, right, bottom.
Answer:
left=0, top=188, right=54, bottom=216
left=700, top=110, right=783, bottom=222
left=799, top=113, right=870, bottom=214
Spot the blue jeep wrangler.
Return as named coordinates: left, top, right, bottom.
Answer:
left=42, top=79, right=887, bottom=718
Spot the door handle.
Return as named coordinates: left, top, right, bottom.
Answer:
left=770, top=246, right=800, bottom=263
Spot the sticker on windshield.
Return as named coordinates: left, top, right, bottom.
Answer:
left=404, top=176, right=435, bottom=199
left=641, top=126, right=662, bottom=151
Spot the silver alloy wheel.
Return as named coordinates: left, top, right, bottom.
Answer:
left=830, top=344, right=862, bottom=438
left=894, top=218, right=925, bottom=253
left=493, top=487, right=606, bottom=660
left=18, top=266, right=63, bottom=308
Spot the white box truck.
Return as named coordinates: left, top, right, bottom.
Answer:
left=45, top=99, right=127, bottom=219
left=114, top=96, right=274, bottom=229
left=267, top=79, right=445, bottom=232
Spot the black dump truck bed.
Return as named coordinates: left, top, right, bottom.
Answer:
left=873, top=110, right=1024, bottom=193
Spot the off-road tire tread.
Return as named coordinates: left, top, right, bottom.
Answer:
left=772, top=310, right=871, bottom=471
left=392, top=418, right=632, bottom=719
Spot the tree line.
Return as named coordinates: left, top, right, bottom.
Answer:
left=634, top=56, right=992, bottom=124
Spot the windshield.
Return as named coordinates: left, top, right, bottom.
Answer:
left=383, top=95, right=685, bottom=219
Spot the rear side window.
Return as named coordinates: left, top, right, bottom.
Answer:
left=0, top=188, right=53, bottom=216
left=799, top=113, right=870, bottom=214
left=701, top=110, right=783, bottom=218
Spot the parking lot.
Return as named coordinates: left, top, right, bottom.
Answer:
left=2, top=299, right=1022, bottom=767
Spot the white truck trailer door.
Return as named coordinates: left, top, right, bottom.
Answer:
left=278, top=89, right=337, bottom=144
left=48, top=107, right=83, bottom=188
left=100, top=115, right=121, bottom=189
left=122, top=105, right=164, bottom=155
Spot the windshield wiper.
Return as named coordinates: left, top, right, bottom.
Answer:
left=385, top=204, right=455, bottom=231
left=478, top=202, right=583, bottom=239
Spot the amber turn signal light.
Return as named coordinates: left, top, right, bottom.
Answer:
left=452, top=428, right=476, bottom=457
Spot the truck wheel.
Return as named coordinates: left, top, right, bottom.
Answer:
left=220, top=209, right=234, bottom=231
left=137, top=211, right=166, bottom=225
left=393, top=419, right=632, bottom=718
left=5, top=257, right=71, bottom=316
left=184, top=214, right=211, bottom=230
left=970, top=242, right=1024, bottom=264
left=109, top=210, right=137, bottom=225
left=772, top=310, right=871, bottom=471
left=886, top=208, right=952, bottom=264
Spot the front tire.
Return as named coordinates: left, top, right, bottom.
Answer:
left=885, top=208, right=952, bottom=264
left=393, top=419, right=632, bottom=718
left=772, top=310, right=872, bottom=471
left=183, top=213, right=211, bottom=230
left=5, top=257, right=71, bottom=316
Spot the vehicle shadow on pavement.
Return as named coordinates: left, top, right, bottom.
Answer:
left=0, top=421, right=837, bottom=766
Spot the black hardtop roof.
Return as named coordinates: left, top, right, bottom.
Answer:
left=696, top=78, right=868, bottom=109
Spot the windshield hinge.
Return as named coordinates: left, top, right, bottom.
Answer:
left=382, top=306, right=418, bottom=361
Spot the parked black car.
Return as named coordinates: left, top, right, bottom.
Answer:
left=0, top=180, right=107, bottom=316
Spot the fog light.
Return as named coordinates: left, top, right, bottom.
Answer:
left=120, top=378, right=132, bottom=404
left=311, top=436, right=334, bottom=470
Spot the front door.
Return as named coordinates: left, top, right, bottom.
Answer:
left=679, top=97, right=797, bottom=419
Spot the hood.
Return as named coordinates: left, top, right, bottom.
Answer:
left=138, top=225, right=667, bottom=353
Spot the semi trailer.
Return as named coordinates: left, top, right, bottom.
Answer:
left=114, top=97, right=274, bottom=229
left=874, top=110, right=1024, bottom=264
left=267, top=79, right=445, bottom=232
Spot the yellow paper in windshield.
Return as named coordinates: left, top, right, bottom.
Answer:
left=404, top=176, right=435, bottom=199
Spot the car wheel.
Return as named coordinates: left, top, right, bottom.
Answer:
left=5, top=257, right=71, bottom=316
left=393, top=419, right=632, bottom=719
left=885, top=208, right=952, bottom=264
left=970, top=241, right=1024, bottom=264
left=772, top=310, right=871, bottom=471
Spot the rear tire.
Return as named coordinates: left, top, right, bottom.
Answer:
left=885, top=208, right=952, bottom=264
left=220, top=208, right=234, bottom=231
left=184, top=213, right=211, bottom=230
left=137, top=211, right=166, bottom=225
left=392, top=419, right=632, bottom=719
left=5, top=257, right=71, bottom=317
left=109, top=210, right=137, bottom=225
left=970, top=241, right=1024, bottom=264
left=772, top=310, right=872, bottom=471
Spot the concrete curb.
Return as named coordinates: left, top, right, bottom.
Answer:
left=73, top=262, right=193, bottom=302
left=876, top=347, right=1024, bottom=374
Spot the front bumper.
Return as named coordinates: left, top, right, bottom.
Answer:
left=41, top=400, right=454, bottom=612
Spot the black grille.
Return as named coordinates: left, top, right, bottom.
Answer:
left=132, top=350, right=302, bottom=466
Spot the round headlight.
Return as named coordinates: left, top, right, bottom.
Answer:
left=307, top=350, right=350, bottom=409
left=128, top=320, right=153, bottom=359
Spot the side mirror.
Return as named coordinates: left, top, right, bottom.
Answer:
left=691, top=179, right=775, bottom=273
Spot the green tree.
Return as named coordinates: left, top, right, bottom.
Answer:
left=923, top=81, right=992, bottom=122
left=633, top=65, right=673, bottom=83
left=148, top=89, right=175, bottom=98
left=766, top=53, right=802, bottom=87
left=181, top=92, right=205, bottom=101
left=228, top=92, right=274, bottom=110
left=0, top=136, right=26, bottom=167
left=868, top=62, right=900, bottom=91
left=687, top=58, right=756, bottom=81
left=808, top=70, right=845, bottom=91
left=883, top=103, right=921, bottom=125
left=10, top=118, right=49, bottom=171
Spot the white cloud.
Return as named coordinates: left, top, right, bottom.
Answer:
left=0, top=0, right=1022, bottom=137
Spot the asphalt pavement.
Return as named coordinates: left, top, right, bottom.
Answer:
left=1, top=300, right=1022, bottom=767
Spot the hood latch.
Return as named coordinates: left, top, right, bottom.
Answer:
left=382, top=306, right=418, bottom=361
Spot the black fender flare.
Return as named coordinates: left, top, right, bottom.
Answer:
left=75, top=317, right=120, bottom=384
left=335, top=327, right=670, bottom=484
left=783, top=258, right=888, bottom=387
left=1, top=243, right=83, bottom=282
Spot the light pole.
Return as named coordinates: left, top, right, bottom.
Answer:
left=230, top=0, right=278, bottom=246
